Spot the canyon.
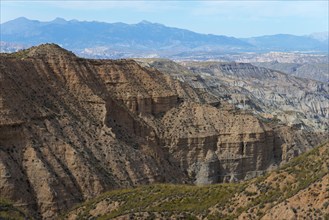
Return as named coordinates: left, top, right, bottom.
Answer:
left=0, top=44, right=328, bottom=219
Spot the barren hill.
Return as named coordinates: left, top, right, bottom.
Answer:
left=0, top=44, right=327, bottom=219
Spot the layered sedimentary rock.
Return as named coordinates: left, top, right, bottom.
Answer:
left=0, top=45, right=184, bottom=219
left=184, top=62, right=329, bottom=131
left=161, top=102, right=275, bottom=183
left=0, top=44, right=327, bottom=219
left=137, top=59, right=329, bottom=131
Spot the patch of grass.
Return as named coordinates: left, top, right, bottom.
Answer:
left=64, top=183, right=244, bottom=219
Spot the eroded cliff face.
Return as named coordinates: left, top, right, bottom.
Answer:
left=0, top=45, right=184, bottom=219
left=183, top=62, right=329, bottom=131
left=137, top=59, right=329, bottom=131
left=161, top=102, right=275, bottom=184
left=0, top=44, right=327, bottom=219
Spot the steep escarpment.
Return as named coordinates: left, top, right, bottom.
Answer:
left=138, top=59, right=329, bottom=131
left=184, top=62, right=329, bottom=131
left=137, top=58, right=328, bottom=178
left=0, top=44, right=185, bottom=219
left=161, top=102, right=274, bottom=183
left=0, top=44, right=327, bottom=219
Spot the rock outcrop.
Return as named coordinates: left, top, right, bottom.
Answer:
left=161, top=102, right=275, bottom=183
left=0, top=44, right=327, bottom=219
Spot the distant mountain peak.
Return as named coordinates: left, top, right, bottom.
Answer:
left=69, top=19, right=79, bottom=23
left=139, top=20, right=153, bottom=25
left=14, top=16, right=30, bottom=21
left=137, top=20, right=164, bottom=27
left=51, top=17, right=68, bottom=24
left=5, top=16, right=38, bottom=24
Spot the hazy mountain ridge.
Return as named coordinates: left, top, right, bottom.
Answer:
left=240, top=34, right=328, bottom=52
left=0, top=17, right=251, bottom=52
left=1, top=17, right=328, bottom=57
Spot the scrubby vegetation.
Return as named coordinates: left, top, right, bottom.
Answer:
left=67, top=183, right=244, bottom=219
left=64, top=142, right=329, bottom=219
left=0, top=198, right=29, bottom=220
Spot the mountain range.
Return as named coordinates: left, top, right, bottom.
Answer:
left=1, top=17, right=328, bottom=58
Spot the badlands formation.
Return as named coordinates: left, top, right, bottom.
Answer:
left=0, top=44, right=328, bottom=219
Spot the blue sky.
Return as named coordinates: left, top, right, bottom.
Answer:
left=1, top=1, right=328, bottom=37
